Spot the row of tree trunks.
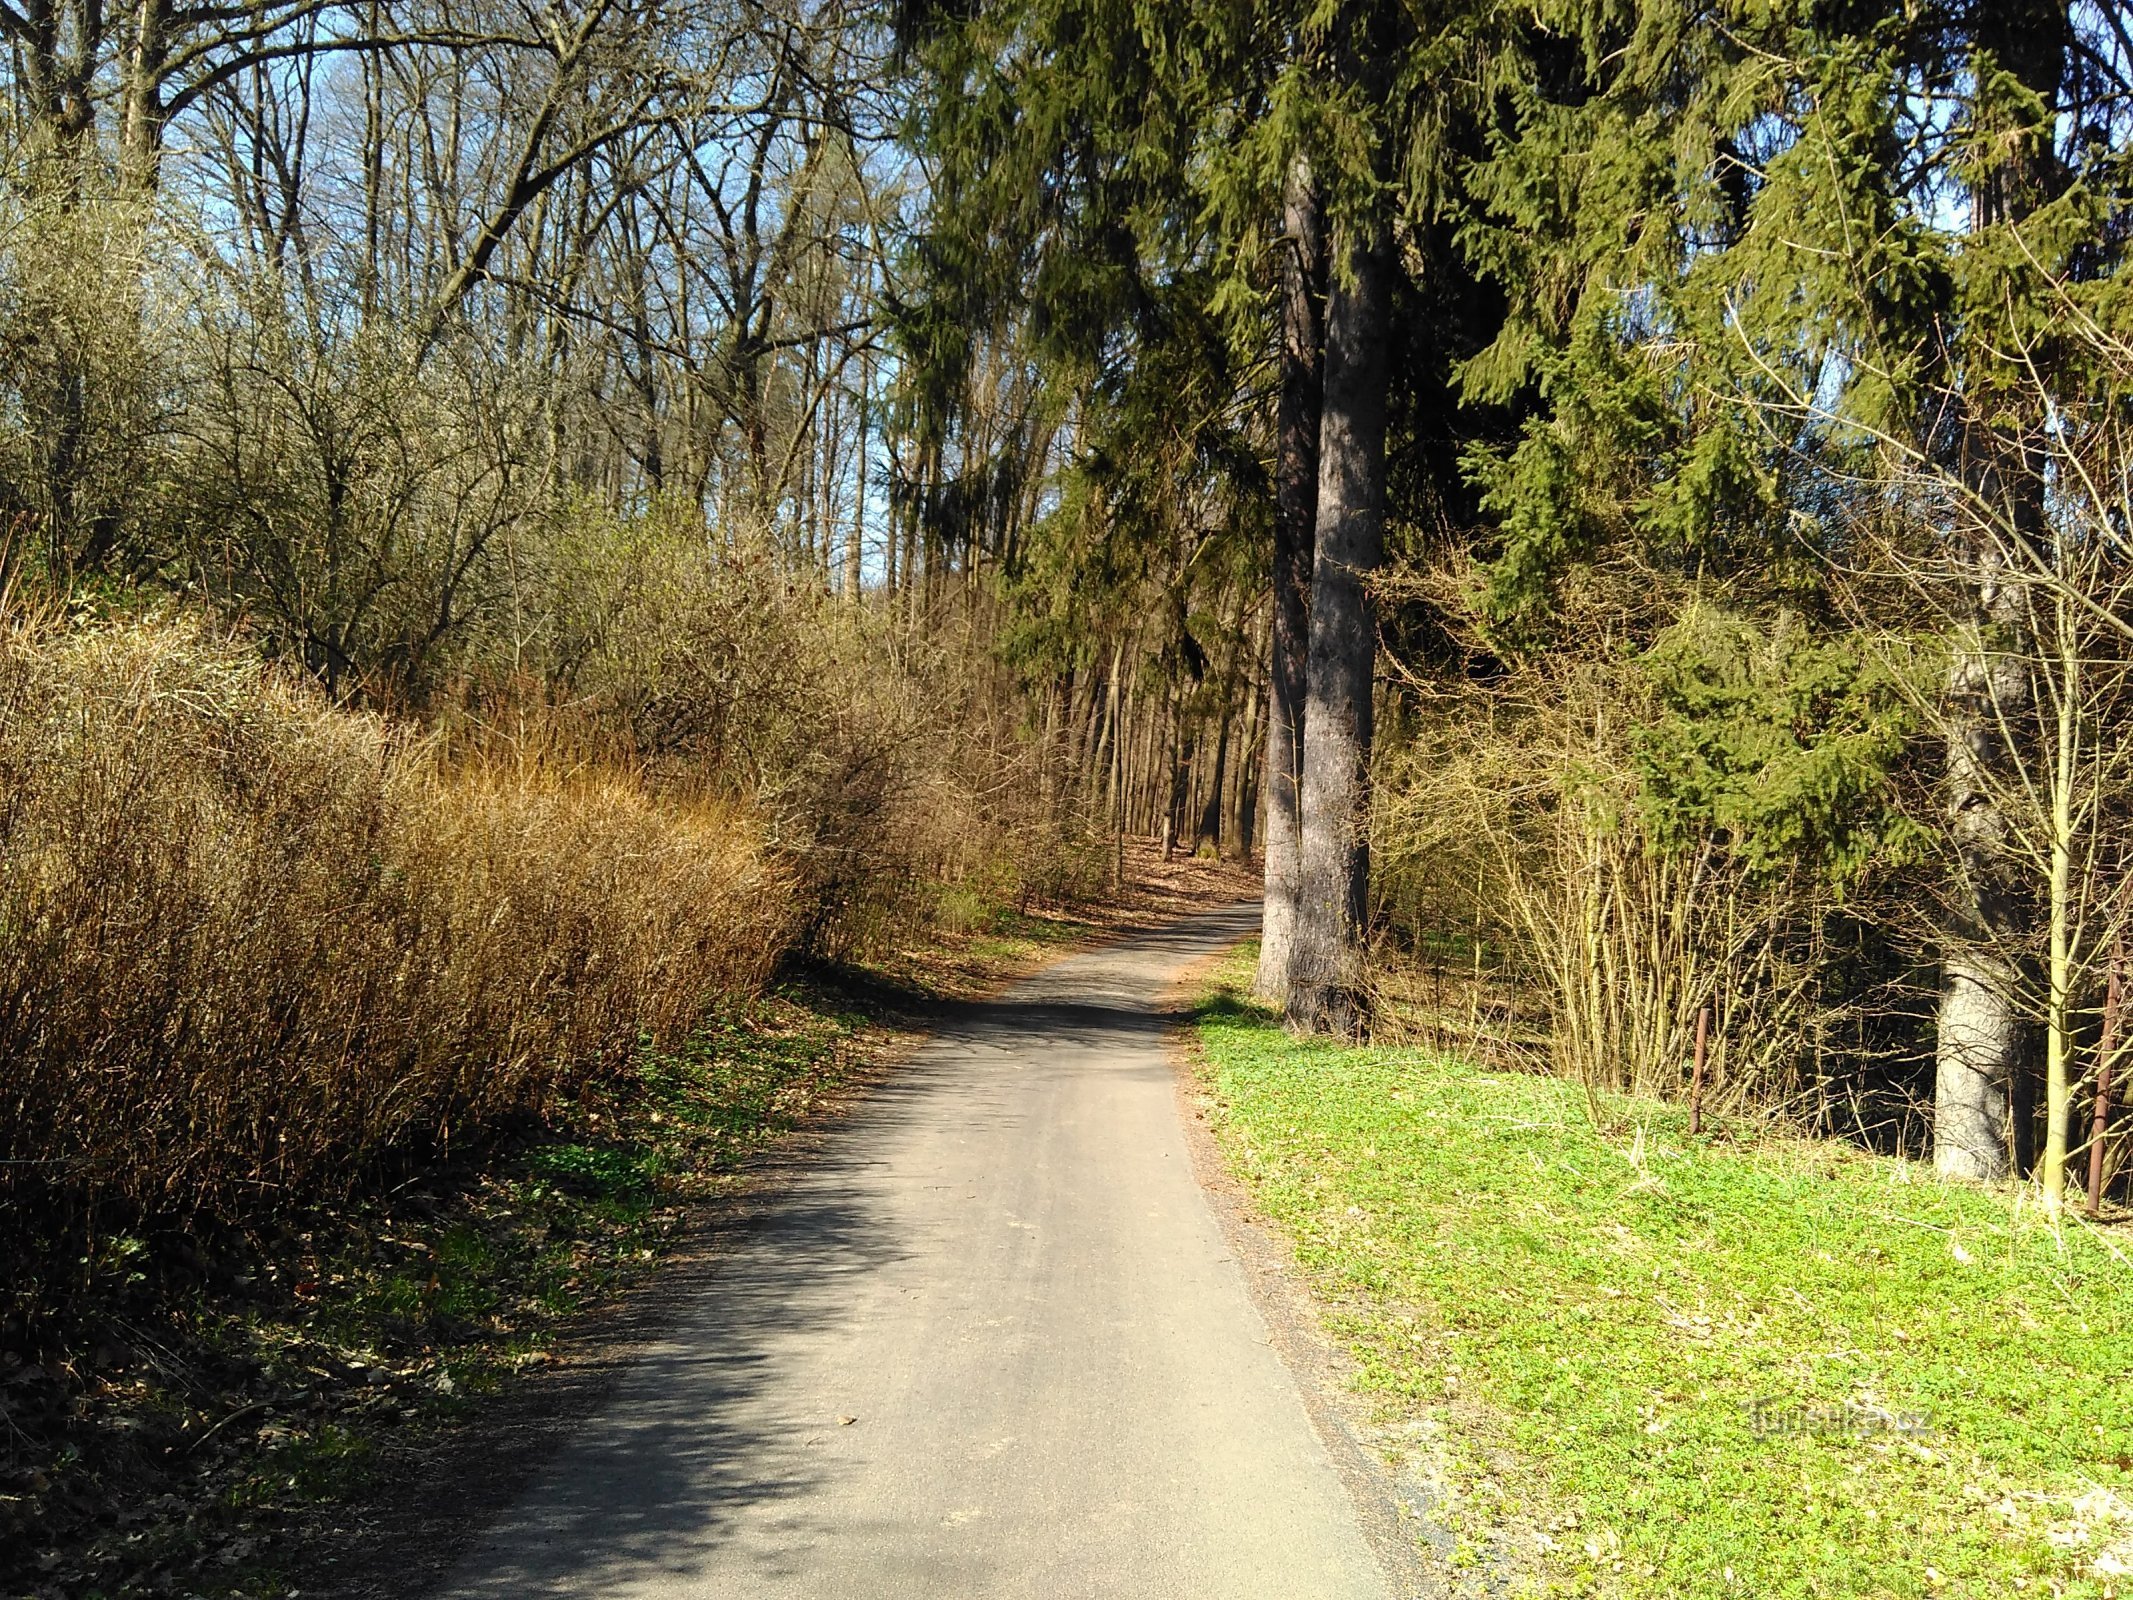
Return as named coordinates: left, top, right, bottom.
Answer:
left=1053, top=617, right=1267, bottom=855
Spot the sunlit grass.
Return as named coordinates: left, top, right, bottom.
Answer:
left=1194, top=945, right=2133, bottom=1599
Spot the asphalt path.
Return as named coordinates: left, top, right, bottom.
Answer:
left=439, top=904, right=1400, bottom=1599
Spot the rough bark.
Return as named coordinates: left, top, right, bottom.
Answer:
left=1936, top=479, right=2045, bottom=1182
left=1936, top=955, right=2024, bottom=1179
left=1255, top=154, right=1325, bottom=1004
left=1933, top=2, right=2066, bottom=1180
left=1285, top=220, right=1391, bottom=1037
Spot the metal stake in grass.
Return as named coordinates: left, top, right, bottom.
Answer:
left=1690, top=1004, right=1711, bottom=1137
left=2087, top=934, right=2123, bottom=1217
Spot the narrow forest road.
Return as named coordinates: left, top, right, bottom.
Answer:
left=438, top=905, right=1404, bottom=1599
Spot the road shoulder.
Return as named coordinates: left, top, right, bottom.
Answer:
left=1165, top=950, right=1454, bottom=1600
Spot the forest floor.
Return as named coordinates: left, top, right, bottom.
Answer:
left=4, top=841, right=1258, bottom=1600
left=1188, top=942, right=2133, bottom=1600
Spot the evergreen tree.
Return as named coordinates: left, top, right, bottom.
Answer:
left=1458, top=0, right=2133, bottom=1195
left=902, top=0, right=1511, bottom=1029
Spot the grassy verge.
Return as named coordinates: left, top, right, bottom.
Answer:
left=6, top=908, right=1093, bottom=1600
left=1192, top=944, right=2133, bottom=1600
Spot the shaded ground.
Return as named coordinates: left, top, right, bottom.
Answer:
left=2, top=841, right=1262, bottom=1600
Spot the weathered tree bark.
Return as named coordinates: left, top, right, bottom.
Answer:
left=1255, top=154, right=1325, bottom=1004
left=1935, top=566, right=2034, bottom=1180
left=1934, top=2, right=2066, bottom=1182
left=1285, top=219, right=1392, bottom=1037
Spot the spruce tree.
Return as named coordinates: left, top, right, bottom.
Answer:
left=1460, top=0, right=2133, bottom=1193
left=904, top=0, right=1509, bottom=1028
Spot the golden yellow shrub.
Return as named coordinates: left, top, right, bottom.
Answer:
left=0, top=612, right=791, bottom=1243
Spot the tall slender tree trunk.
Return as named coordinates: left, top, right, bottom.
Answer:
left=1075, top=660, right=1105, bottom=821
left=1201, top=697, right=1233, bottom=850
left=2043, top=593, right=2079, bottom=1209
left=1234, top=646, right=1265, bottom=859
left=1200, top=596, right=1245, bottom=849
left=1117, top=640, right=1134, bottom=891
left=1286, top=219, right=1392, bottom=1036
left=1256, top=154, right=1326, bottom=1003
left=1164, top=707, right=1194, bottom=860
left=848, top=353, right=869, bottom=598
left=883, top=429, right=902, bottom=594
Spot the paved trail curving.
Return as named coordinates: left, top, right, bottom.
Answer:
left=440, top=905, right=1400, bottom=1599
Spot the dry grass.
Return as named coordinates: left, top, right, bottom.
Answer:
left=484, top=536, right=1112, bottom=962
left=0, top=612, right=792, bottom=1302
left=0, top=571, right=1157, bottom=1322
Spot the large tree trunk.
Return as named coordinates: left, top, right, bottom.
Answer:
left=1255, top=154, right=1325, bottom=1004
left=1285, top=220, right=1392, bottom=1036
left=1935, top=579, right=2034, bottom=1180
left=1934, top=2, right=2066, bottom=1182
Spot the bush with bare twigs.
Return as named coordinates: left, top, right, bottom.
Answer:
left=0, top=609, right=792, bottom=1309
left=487, top=516, right=1111, bottom=958
left=1371, top=560, right=1936, bottom=1144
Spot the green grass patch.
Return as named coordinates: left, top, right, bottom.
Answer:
left=1193, top=947, right=2133, bottom=1599
left=234, top=1424, right=374, bottom=1507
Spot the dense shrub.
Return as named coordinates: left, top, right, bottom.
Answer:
left=0, top=612, right=791, bottom=1294
left=490, top=520, right=1110, bottom=957
left=1370, top=564, right=1934, bottom=1145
